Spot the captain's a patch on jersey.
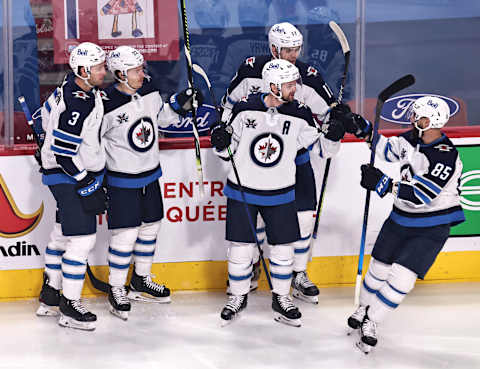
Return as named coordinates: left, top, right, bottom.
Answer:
left=250, top=133, right=284, bottom=167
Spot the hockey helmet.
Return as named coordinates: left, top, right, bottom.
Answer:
left=69, top=42, right=106, bottom=79
left=268, top=22, right=303, bottom=57
left=262, top=59, right=301, bottom=99
left=107, top=46, right=145, bottom=85
left=409, top=96, right=450, bottom=130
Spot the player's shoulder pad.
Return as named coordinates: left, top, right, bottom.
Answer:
left=237, top=55, right=270, bottom=79
left=422, top=134, right=459, bottom=165
left=101, top=84, right=132, bottom=114
left=399, top=130, right=418, bottom=147
left=230, top=93, right=268, bottom=123
left=296, top=60, right=335, bottom=105
left=279, top=100, right=315, bottom=126
left=62, top=79, right=96, bottom=115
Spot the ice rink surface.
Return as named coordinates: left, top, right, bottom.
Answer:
left=1, top=283, right=479, bottom=369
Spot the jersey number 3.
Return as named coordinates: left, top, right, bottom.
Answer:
left=68, top=111, right=80, bottom=126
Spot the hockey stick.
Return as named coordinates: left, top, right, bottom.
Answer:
left=354, top=74, right=415, bottom=306
left=192, top=63, right=273, bottom=290
left=179, top=0, right=205, bottom=197
left=17, top=96, right=44, bottom=146
left=86, top=263, right=109, bottom=293
left=311, top=21, right=351, bottom=242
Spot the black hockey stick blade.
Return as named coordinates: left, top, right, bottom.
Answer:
left=378, top=74, right=415, bottom=103
left=86, top=263, right=109, bottom=293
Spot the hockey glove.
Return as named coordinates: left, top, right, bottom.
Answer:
left=360, top=164, right=392, bottom=198
left=210, top=122, right=232, bottom=151
left=75, top=174, right=107, bottom=214
left=323, top=119, right=346, bottom=142
left=330, top=104, right=372, bottom=139
left=169, top=88, right=205, bottom=117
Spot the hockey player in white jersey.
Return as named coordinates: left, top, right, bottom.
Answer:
left=36, top=42, right=107, bottom=331
left=222, top=22, right=348, bottom=303
left=212, top=59, right=345, bottom=327
left=102, top=46, right=204, bottom=320
left=346, top=96, right=465, bottom=353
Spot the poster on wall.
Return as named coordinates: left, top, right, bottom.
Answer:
left=52, top=0, right=179, bottom=64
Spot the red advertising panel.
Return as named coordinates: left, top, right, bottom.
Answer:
left=52, top=0, right=179, bottom=63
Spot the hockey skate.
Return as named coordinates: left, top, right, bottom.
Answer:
left=347, top=305, right=367, bottom=334
left=226, top=261, right=260, bottom=295
left=291, top=271, right=319, bottom=304
left=220, top=294, right=248, bottom=327
left=356, top=307, right=377, bottom=354
left=272, top=293, right=302, bottom=327
left=108, top=285, right=131, bottom=321
left=58, top=295, right=97, bottom=331
left=36, top=273, right=60, bottom=317
left=128, top=270, right=171, bottom=303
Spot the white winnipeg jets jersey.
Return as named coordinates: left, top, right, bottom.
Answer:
left=375, top=131, right=465, bottom=227
left=41, top=73, right=105, bottom=185
left=101, top=78, right=179, bottom=188
left=215, top=93, right=334, bottom=206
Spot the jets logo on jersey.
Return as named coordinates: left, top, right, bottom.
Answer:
left=434, top=144, right=453, bottom=152
left=250, top=133, right=284, bottom=167
left=128, top=117, right=155, bottom=152
left=99, top=91, right=110, bottom=101
left=307, top=66, right=318, bottom=77
left=249, top=85, right=261, bottom=95
left=72, top=91, right=89, bottom=100
left=246, top=119, right=257, bottom=129
left=245, top=57, right=256, bottom=68
left=116, top=113, right=129, bottom=124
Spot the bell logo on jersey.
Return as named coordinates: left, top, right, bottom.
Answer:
left=128, top=117, right=155, bottom=152
left=0, top=174, right=43, bottom=238
left=250, top=133, right=284, bottom=167
left=245, top=57, right=256, bottom=68
left=306, top=66, right=318, bottom=77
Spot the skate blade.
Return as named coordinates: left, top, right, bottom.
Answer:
left=128, top=291, right=171, bottom=303
left=273, top=313, right=301, bottom=327
left=220, top=312, right=241, bottom=327
left=36, top=303, right=59, bottom=317
left=109, top=306, right=129, bottom=321
left=58, top=314, right=96, bottom=331
left=355, top=340, right=373, bottom=354
left=292, top=290, right=318, bottom=304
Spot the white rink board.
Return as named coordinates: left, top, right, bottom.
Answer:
left=0, top=137, right=479, bottom=271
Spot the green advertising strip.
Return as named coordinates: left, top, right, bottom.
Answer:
left=451, top=144, right=480, bottom=236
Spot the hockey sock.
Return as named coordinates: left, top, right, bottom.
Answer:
left=227, top=242, right=254, bottom=295
left=360, top=257, right=392, bottom=307
left=293, top=211, right=315, bottom=272
left=62, top=234, right=96, bottom=300
left=368, top=263, right=417, bottom=323
left=269, top=244, right=294, bottom=295
left=108, top=227, right=138, bottom=287
left=44, top=223, right=68, bottom=290
left=133, top=221, right=161, bottom=276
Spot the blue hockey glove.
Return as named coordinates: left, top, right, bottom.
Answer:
left=75, top=174, right=107, bottom=214
left=210, top=122, right=232, bottom=151
left=360, top=164, right=392, bottom=198
left=169, top=88, right=205, bottom=117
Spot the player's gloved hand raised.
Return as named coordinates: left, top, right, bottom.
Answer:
left=169, top=88, right=205, bottom=117
left=330, top=104, right=372, bottom=139
left=210, top=122, right=232, bottom=151
left=360, top=164, right=392, bottom=198
left=75, top=174, right=107, bottom=214
left=323, top=119, right=346, bottom=142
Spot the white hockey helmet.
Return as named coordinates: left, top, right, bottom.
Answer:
left=69, top=42, right=105, bottom=79
left=409, top=96, right=450, bottom=130
left=107, top=46, right=145, bottom=85
left=268, top=22, right=303, bottom=57
left=262, top=59, right=301, bottom=100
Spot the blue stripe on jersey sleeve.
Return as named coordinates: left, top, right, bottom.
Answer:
left=413, top=175, right=442, bottom=195
left=413, top=187, right=432, bottom=204
left=51, top=145, right=77, bottom=157
left=53, top=129, right=83, bottom=144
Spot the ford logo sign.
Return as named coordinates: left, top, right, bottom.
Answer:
left=380, top=94, right=459, bottom=125
left=159, top=104, right=219, bottom=137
